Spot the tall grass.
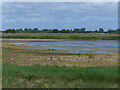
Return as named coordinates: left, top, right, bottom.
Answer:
left=3, top=64, right=118, bottom=88
left=2, top=33, right=120, bottom=40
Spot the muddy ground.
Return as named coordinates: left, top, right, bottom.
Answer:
left=2, top=39, right=64, bottom=43
left=2, top=43, right=118, bottom=67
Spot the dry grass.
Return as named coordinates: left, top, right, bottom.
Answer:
left=2, top=43, right=118, bottom=88
left=2, top=39, right=63, bottom=43
left=2, top=33, right=119, bottom=40
left=2, top=44, right=118, bottom=67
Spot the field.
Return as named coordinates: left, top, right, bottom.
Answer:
left=3, top=64, right=118, bottom=88
left=2, top=42, right=118, bottom=88
left=2, top=1, right=120, bottom=88
left=2, top=33, right=120, bottom=40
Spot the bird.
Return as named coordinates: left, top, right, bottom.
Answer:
left=10, top=12, right=11, bottom=14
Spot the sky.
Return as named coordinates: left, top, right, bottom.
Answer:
left=2, top=2, right=118, bottom=31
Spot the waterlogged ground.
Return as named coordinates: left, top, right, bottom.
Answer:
left=2, top=41, right=118, bottom=66
left=4, top=40, right=118, bottom=54
left=2, top=39, right=118, bottom=88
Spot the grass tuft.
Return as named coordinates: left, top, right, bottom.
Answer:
left=3, top=64, right=118, bottom=88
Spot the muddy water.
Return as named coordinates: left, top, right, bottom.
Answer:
left=4, top=40, right=118, bottom=54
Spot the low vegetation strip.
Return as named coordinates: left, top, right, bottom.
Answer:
left=3, top=64, right=118, bottom=88
left=2, top=33, right=120, bottom=40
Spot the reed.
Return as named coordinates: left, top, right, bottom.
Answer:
left=2, top=33, right=119, bottom=40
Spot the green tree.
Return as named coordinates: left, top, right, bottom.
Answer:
left=16, top=29, right=23, bottom=33
left=24, top=28, right=28, bottom=33
left=52, top=29, right=59, bottom=33
left=95, top=30, right=98, bottom=33
left=32, top=28, right=39, bottom=33
left=66, top=29, right=72, bottom=33
left=99, top=28, right=104, bottom=33
left=42, top=29, right=52, bottom=33
left=73, top=28, right=80, bottom=33
left=80, top=28, right=85, bottom=33
left=61, top=29, right=67, bottom=33
left=116, top=28, right=120, bottom=33
left=5, top=29, right=16, bottom=33
left=73, top=28, right=85, bottom=33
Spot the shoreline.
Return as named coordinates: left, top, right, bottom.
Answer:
left=3, top=44, right=118, bottom=66
left=2, top=39, right=64, bottom=43
left=1, top=39, right=118, bottom=43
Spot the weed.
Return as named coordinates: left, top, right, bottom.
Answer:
left=24, top=73, right=34, bottom=81
left=88, top=59, right=91, bottom=63
left=58, top=57, right=61, bottom=61
left=50, top=56, right=53, bottom=60
left=88, top=54, right=94, bottom=59
left=78, top=52, right=81, bottom=57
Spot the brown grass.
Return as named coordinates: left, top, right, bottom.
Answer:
left=2, top=44, right=118, bottom=67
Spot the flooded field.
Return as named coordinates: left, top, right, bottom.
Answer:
left=4, top=40, right=118, bottom=54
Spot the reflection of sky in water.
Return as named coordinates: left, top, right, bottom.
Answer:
left=4, top=40, right=118, bottom=54
left=3, top=43, right=27, bottom=45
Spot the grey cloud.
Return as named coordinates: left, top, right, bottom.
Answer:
left=2, top=2, right=118, bottom=30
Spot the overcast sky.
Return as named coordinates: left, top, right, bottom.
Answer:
left=2, top=2, right=118, bottom=31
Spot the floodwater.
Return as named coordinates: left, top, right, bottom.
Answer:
left=4, top=40, right=118, bottom=54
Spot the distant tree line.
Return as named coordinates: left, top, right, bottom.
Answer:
left=2, top=28, right=120, bottom=33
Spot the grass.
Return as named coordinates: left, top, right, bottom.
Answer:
left=2, top=33, right=120, bottom=40
left=2, top=45, right=76, bottom=55
left=2, top=64, right=118, bottom=88
left=2, top=44, right=119, bottom=88
left=2, top=44, right=118, bottom=66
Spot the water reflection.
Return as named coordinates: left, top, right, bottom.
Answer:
left=4, top=40, right=118, bottom=54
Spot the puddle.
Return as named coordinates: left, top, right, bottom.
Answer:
left=4, top=40, right=118, bottom=54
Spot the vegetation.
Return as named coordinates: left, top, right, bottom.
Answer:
left=3, top=64, right=118, bottom=88
left=2, top=28, right=120, bottom=33
left=2, top=44, right=118, bottom=66
left=2, top=33, right=119, bottom=40
left=2, top=27, right=120, bottom=40
left=2, top=36, right=119, bottom=88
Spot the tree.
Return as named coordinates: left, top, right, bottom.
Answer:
left=108, top=29, right=112, bottom=33
left=80, top=28, right=85, bottom=33
left=16, top=29, right=23, bottom=33
left=66, top=29, right=72, bottom=33
left=52, top=29, right=59, bottom=33
left=116, top=28, right=120, bottom=33
left=42, top=29, right=52, bottom=33
left=73, top=28, right=80, bottom=33
left=95, top=30, right=98, bottom=33
left=5, top=29, right=16, bottom=33
left=24, top=28, right=28, bottom=33
left=61, top=29, right=67, bottom=33
left=32, top=28, right=39, bottom=33
left=99, top=28, right=104, bottom=33
left=73, top=28, right=85, bottom=33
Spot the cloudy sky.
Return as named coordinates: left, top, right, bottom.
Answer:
left=2, top=2, right=118, bottom=31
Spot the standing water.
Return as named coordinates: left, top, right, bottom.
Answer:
left=4, top=40, right=118, bottom=54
